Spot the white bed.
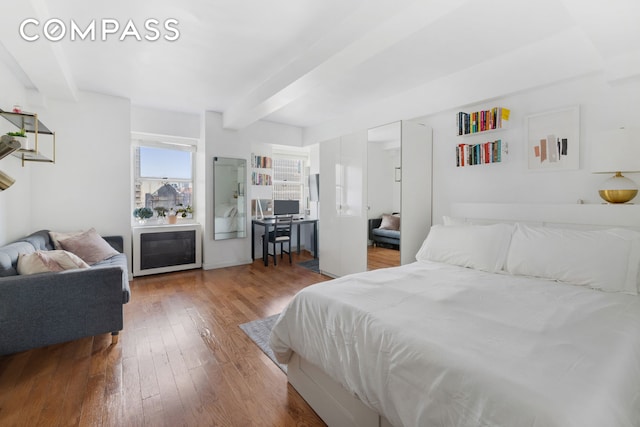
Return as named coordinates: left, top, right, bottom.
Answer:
left=270, top=203, right=640, bottom=427
left=214, top=203, right=239, bottom=233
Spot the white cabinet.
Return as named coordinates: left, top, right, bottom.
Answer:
left=400, top=122, right=432, bottom=265
left=319, top=132, right=367, bottom=277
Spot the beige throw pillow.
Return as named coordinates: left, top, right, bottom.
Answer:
left=379, top=213, right=400, bottom=231
left=17, top=250, right=90, bottom=275
left=58, top=228, right=119, bottom=265
left=49, top=230, right=84, bottom=250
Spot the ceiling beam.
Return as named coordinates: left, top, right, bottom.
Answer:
left=0, top=0, right=78, bottom=104
left=222, top=0, right=470, bottom=130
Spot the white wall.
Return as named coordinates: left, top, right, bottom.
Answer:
left=29, top=92, right=132, bottom=262
left=422, top=73, right=640, bottom=224
left=203, top=111, right=303, bottom=269
left=0, top=63, right=31, bottom=244
left=130, top=106, right=205, bottom=227
left=131, top=106, right=201, bottom=139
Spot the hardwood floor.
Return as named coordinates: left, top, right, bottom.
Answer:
left=367, top=245, right=400, bottom=270
left=0, top=252, right=330, bottom=427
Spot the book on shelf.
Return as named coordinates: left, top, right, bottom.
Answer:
left=251, top=153, right=272, bottom=169
left=457, top=108, right=510, bottom=136
left=456, top=139, right=503, bottom=167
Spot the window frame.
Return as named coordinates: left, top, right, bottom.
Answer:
left=131, top=132, right=198, bottom=214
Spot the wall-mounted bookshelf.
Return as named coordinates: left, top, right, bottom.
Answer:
left=250, top=153, right=272, bottom=186
left=456, top=139, right=508, bottom=167
left=457, top=107, right=510, bottom=136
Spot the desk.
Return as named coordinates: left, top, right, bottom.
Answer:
left=252, top=218, right=318, bottom=266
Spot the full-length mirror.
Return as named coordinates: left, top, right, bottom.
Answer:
left=213, top=157, right=246, bottom=240
left=367, top=122, right=401, bottom=270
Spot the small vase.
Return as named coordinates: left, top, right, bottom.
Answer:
left=168, top=215, right=177, bottom=224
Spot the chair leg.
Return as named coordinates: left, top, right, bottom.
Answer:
left=273, top=243, right=277, bottom=265
left=288, top=242, right=292, bottom=264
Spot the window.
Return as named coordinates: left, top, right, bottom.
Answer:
left=132, top=134, right=196, bottom=213
left=271, top=147, right=310, bottom=214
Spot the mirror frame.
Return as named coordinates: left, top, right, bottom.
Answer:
left=213, top=156, right=247, bottom=240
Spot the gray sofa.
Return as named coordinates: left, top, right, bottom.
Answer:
left=368, top=217, right=400, bottom=249
left=0, top=230, right=130, bottom=356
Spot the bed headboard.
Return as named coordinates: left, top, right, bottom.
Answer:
left=450, top=203, right=640, bottom=230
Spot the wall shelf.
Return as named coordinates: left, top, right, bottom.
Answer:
left=0, top=109, right=56, bottom=166
left=457, top=107, right=510, bottom=136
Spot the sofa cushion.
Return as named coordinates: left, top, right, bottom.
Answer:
left=58, top=228, right=119, bottom=265
left=373, top=228, right=400, bottom=239
left=21, top=230, right=54, bottom=251
left=0, top=252, right=14, bottom=277
left=17, top=250, right=90, bottom=275
left=0, top=241, right=37, bottom=277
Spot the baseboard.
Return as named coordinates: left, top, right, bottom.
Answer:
left=202, top=259, right=252, bottom=270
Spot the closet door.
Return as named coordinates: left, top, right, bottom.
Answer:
left=319, top=132, right=367, bottom=277
left=400, top=122, right=432, bottom=265
left=338, top=132, right=367, bottom=275
left=319, top=137, right=341, bottom=277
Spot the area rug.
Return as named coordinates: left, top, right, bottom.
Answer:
left=239, top=314, right=287, bottom=373
left=297, top=258, right=320, bottom=273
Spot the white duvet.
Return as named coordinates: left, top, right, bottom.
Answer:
left=270, top=261, right=640, bottom=427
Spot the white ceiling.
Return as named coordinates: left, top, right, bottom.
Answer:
left=0, top=0, right=639, bottom=138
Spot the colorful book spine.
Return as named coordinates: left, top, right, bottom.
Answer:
left=456, top=139, right=504, bottom=167
left=456, top=107, right=510, bottom=135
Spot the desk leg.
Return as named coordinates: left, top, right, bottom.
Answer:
left=297, top=223, right=301, bottom=255
left=251, top=222, right=255, bottom=261
left=313, top=221, right=318, bottom=259
left=263, top=226, right=268, bottom=266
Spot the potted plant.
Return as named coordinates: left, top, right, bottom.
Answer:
left=167, top=207, right=178, bottom=224
left=154, top=206, right=168, bottom=224
left=133, top=207, right=153, bottom=224
left=4, top=129, right=28, bottom=150
left=175, top=204, right=193, bottom=218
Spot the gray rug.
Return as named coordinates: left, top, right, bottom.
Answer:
left=239, top=314, right=287, bottom=373
left=297, top=258, right=320, bottom=273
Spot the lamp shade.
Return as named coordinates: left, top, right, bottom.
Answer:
left=590, top=128, right=640, bottom=173
left=0, top=170, right=15, bottom=191
left=0, top=136, right=21, bottom=160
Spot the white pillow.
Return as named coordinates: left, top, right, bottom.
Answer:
left=416, top=223, right=514, bottom=272
left=505, top=223, right=640, bottom=295
left=216, top=204, right=237, bottom=218
left=442, top=216, right=467, bottom=226
left=17, top=250, right=90, bottom=275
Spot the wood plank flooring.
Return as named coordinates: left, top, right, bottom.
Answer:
left=0, top=252, right=330, bottom=427
left=367, top=245, right=400, bottom=270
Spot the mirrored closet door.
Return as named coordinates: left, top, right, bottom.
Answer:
left=367, top=122, right=401, bottom=270
left=366, top=121, right=432, bottom=270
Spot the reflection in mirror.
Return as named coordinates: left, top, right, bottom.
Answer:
left=367, top=122, right=401, bottom=270
left=213, top=157, right=247, bottom=240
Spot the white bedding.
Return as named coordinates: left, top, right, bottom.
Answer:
left=270, top=261, right=640, bottom=427
left=214, top=215, right=238, bottom=233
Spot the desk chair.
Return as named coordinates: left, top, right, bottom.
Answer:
left=264, top=215, right=293, bottom=265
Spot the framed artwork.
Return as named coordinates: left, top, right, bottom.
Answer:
left=526, top=106, right=579, bottom=171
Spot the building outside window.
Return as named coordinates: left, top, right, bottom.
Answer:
left=132, top=135, right=196, bottom=216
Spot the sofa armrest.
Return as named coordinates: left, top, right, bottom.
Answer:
left=102, top=235, right=124, bottom=253
left=368, top=218, right=383, bottom=241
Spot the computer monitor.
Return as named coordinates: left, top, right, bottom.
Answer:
left=273, top=199, right=299, bottom=216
